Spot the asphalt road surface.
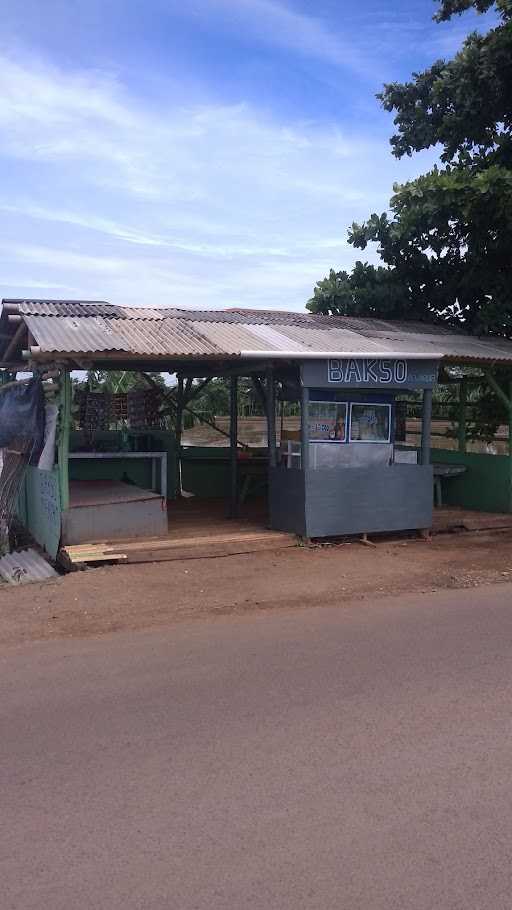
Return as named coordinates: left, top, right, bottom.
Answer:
left=3, top=583, right=512, bottom=910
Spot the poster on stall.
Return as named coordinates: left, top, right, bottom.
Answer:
left=349, top=403, right=391, bottom=443
left=308, top=401, right=347, bottom=442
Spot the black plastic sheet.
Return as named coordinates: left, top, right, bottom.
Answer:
left=0, top=379, right=45, bottom=461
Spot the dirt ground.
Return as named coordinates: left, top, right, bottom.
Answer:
left=2, top=529, right=512, bottom=648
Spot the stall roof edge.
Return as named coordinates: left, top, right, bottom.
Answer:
left=1, top=299, right=512, bottom=367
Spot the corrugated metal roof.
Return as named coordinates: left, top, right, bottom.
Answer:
left=2, top=299, right=512, bottom=365
left=267, top=323, right=387, bottom=354
left=4, top=299, right=169, bottom=320
left=0, top=548, right=58, bottom=584
left=22, top=315, right=224, bottom=357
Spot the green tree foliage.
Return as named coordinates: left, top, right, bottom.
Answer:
left=309, top=0, right=512, bottom=337
left=435, top=0, right=511, bottom=22
left=80, top=371, right=165, bottom=392
left=307, top=263, right=410, bottom=318
left=189, top=377, right=230, bottom=418
left=190, top=378, right=266, bottom=419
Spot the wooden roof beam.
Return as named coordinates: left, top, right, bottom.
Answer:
left=2, top=322, right=27, bottom=364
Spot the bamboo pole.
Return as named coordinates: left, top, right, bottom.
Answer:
left=58, top=371, right=71, bottom=511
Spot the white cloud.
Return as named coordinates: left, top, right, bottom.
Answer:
left=0, top=203, right=171, bottom=248
left=0, top=53, right=436, bottom=310
left=190, top=0, right=374, bottom=77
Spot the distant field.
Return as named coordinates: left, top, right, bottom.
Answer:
left=182, top=415, right=508, bottom=454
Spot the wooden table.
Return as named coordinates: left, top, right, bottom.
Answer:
left=433, top=463, right=467, bottom=507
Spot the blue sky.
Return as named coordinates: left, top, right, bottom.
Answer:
left=0, top=0, right=495, bottom=310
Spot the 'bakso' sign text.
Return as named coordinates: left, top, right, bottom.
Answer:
left=328, top=358, right=407, bottom=385
left=301, top=358, right=439, bottom=389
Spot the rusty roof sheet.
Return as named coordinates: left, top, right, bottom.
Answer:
left=2, top=299, right=512, bottom=365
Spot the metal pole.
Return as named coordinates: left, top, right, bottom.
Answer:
left=458, top=378, right=467, bottom=454
left=266, top=366, right=277, bottom=468
left=229, top=375, right=238, bottom=517
left=421, top=389, right=432, bottom=466
left=300, top=385, right=309, bottom=471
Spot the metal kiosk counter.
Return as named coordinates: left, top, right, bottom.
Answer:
left=269, top=356, right=439, bottom=539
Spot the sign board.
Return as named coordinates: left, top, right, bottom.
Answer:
left=302, top=358, right=438, bottom=390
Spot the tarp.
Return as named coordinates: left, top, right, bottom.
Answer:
left=37, top=403, right=58, bottom=471
left=0, top=379, right=45, bottom=461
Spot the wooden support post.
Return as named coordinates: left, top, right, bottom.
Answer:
left=458, top=378, right=467, bottom=454
left=266, top=366, right=277, bottom=468
left=485, top=369, right=511, bottom=410
left=174, top=374, right=184, bottom=498
left=58, top=370, right=71, bottom=511
left=140, top=372, right=248, bottom=451
left=421, top=389, right=432, bottom=466
left=185, top=377, right=211, bottom=406
left=229, top=375, right=239, bottom=518
left=420, top=391, right=433, bottom=529
left=251, top=376, right=267, bottom=415
left=300, top=385, right=309, bottom=471
left=3, top=322, right=26, bottom=364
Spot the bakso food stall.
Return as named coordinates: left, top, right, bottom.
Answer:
left=269, top=355, right=439, bottom=538
left=13, top=300, right=512, bottom=556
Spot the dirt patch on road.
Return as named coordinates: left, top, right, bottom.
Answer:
left=1, top=531, right=512, bottom=647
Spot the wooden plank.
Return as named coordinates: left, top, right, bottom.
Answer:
left=461, top=516, right=512, bottom=531
left=69, top=553, right=127, bottom=564
left=63, top=529, right=297, bottom=565
left=64, top=530, right=290, bottom=552
left=102, top=531, right=294, bottom=553
left=122, top=538, right=296, bottom=564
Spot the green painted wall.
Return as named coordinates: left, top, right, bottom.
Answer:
left=180, top=447, right=269, bottom=499
left=23, top=467, right=62, bottom=558
left=430, top=449, right=511, bottom=513
left=65, top=433, right=511, bottom=514
left=181, top=447, right=231, bottom=498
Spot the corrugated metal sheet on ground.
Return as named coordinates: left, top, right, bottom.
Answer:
left=0, top=548, right=58, bottom=584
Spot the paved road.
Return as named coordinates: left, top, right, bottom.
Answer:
left=3, top=584, right=512, bottom=909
